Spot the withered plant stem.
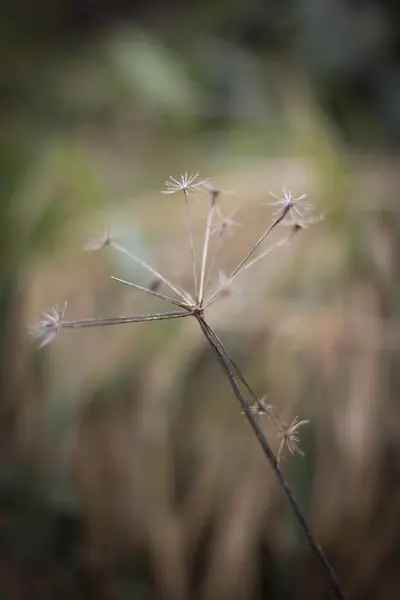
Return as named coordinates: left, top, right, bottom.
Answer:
left=197, top=315, right=346, bottom=600
left=183, top=189, right=199, bottom=300
left=111, top=241, right=193, bottom=304
left=61, top=311, right=191, bottom=329
left=198, top=195, right=217, bottom=304
left=204, top=206, right=289, bottom=308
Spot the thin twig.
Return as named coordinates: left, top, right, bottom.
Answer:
left=111, top=241, right=193, bottom=305
left=205, top=236, right=289, bottom=308
left=61, top=311, right=191, bottom=329
left=205, top=208, right=288, bottom=307
left=203, top=235, right=223, bottom=298
left=197, top=316, right=346, bottom=600
left=202, top=206, right=242, bottom=297
left=232, top=236, right=289, bottom=278
left=183, top=190, right=199, bottom=300
left=198, top=195, right=217, bottom=304
left=201, top=320, right=282, bottom=429
left=111, top=276, right=189, bottom=309
left=200, top=319, right=259, bottom=400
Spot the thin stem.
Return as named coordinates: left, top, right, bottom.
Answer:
left=205, top=208, right=288, bottom=307
left=61, top=311, right=191, bottom=329
left=197, top=316, right=345, bottom=600
left=202, top=236, right=223, bottom=297
left=237, top=236, right=288, bottom=277
left=111, top=276, right=190, bottom=310
left=111, top=241, right=194, bottom=305
left=198, top=196, right=217, bottom=305
left=203, top=206, right=242, bottom=297
left=200, top=319, right=258, bottom=400
left=183, top=190, right=198, bottom=300
left=202, top=321, right=283, bottom=431
left=204, top=236, right=289, bottom=308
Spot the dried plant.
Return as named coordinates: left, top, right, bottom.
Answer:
left=277, top=416, right=310, bottom=464
left=30, top=176, right=344, bottom=599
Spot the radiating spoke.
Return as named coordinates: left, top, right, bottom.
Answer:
left=111, top=242, right=194, bottom=305
left=111, top=276, right=190, bottom=309
left=61, top=311, right=191, bottom=329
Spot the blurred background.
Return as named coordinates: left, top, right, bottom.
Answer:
left=2, top=0, right=400, bottom=598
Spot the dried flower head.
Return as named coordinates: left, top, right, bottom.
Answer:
left=161, top=172, right=208, bottom=196
left=265, top=188, right=314, bottom=224
left=242, top=395, right=275, bottom=417
left=29, top=302, right=67, bottom=348
left=277, top=416, right=309, bottom=463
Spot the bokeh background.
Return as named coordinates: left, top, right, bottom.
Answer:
left=2, top=0, right=400, bottom=598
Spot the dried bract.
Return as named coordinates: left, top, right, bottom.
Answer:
left=265, top=188, right=314, bottom=225
left=29, top=303, right=67, bottom=348
left=243, top=395, right=275, bottom=417
left=161, top=172, right=208, bottom=196
left=277, top=416, right=309, bottom=463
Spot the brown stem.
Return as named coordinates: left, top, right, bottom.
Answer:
left=197, top=316, right=345, bottom=600
left=61, top=311, right=191, bottom=329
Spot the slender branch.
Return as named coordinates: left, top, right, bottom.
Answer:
left=203, top=235, right=223, bottom=298
left=205, top=208, right=288, bottom=307
left=61, top=311, right=191, bottom=329
left=203, top=205, right=243, bottom=297
left=229, top=236, right=288, bottom=283
left=183, top=190, right=198, bottom=300
left=111, top=276, right=189, bottom=309
left=200, top=319, right=259, bottom=401
left=201, top=319, right=283, bottom=432
left=110, top=241, right=194, bottom=305
left=204, top=236, right=289, bottom=309
left=197, top=316, right=345, bottom=600
left=198, top=195, right=217, bottom=304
